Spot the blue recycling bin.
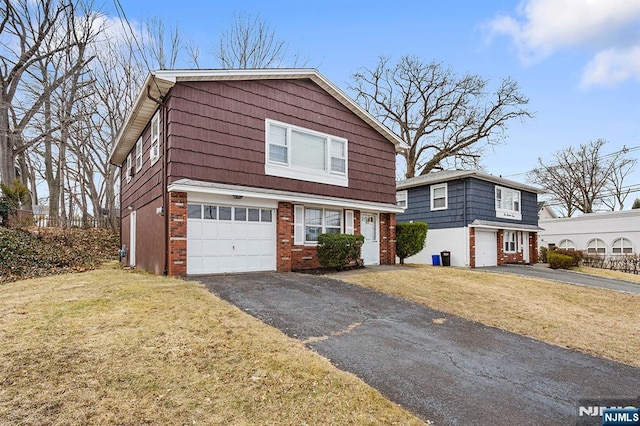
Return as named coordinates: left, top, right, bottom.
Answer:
left=432, top=254, right=441, bottom=266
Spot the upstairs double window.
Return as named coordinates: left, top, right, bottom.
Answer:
left=495, top=186, right=521, bottom=220
left=265, top=119, right=348, bottom=187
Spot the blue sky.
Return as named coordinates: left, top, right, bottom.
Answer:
left=113, top=0, right=640, bottom=198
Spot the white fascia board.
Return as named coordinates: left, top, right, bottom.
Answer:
left=168, top=181, right=404, bottom=213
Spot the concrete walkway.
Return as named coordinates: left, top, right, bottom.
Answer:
left=189, top=272, right=640, bottom=425
left=479, top=264, right=640, bottom=295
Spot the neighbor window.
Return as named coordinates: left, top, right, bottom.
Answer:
left=587, top=238, right=606, bottom=255
left=150, top=112, right=160, bottom=164
left=504, top=230, right=517, bottom=253
left=558, top=239, right=576, bottom=251
left=495, top=186, right=521, bottom=220
left=396, top=190, right=408, bottom=208
left=265, top=119, right=348, bottom=186
left=431, top=183, right=448, bottom=210
left=134, top=137, right=143, bottom=172
left=612, top=237, right=633, bottom=255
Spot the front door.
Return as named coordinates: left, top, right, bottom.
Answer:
left=360, top=213, right=379, bottom=265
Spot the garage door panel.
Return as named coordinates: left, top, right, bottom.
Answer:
left=187, top=239, right=202, bottom=256
left=202, top=222, right=218, bottom=238
left=187, top=204, right=276, bottom=274
left=476, top=230, right=497, bottom=267
left=189, top=221, right=202, bottom=234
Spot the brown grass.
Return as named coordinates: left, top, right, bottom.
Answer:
left=575, top=266, right=640, bottom=284
left=339, top=265, right=640, bottom=368
left=0, top=266, right=425, bottom=425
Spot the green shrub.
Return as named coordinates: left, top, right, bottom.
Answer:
left=539, top=246, right=548, bottom=263
left=554, top=248, right=582, bottom=266
left=396, top=222, right=428, bottom=265
left=547, top=251, right=575, bottom=270
left=316, top=233, right=364, bottom=269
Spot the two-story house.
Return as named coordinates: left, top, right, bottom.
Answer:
left=396, top=170, right=544, bottom=267
left=109, top=69, right=406, bottom=276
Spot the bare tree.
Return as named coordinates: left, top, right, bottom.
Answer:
left=215, top=12, right=289, bottom=68
left=140, top=17, right=181, bottom=70
left=350, top=56, right=532, bottom=178
left=528, top=139, right=635, bottom=216
left=601, top=150, right=637, bottom=211
left=0, top=0, right=87, bottom=185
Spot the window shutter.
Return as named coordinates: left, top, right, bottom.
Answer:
left=345, top=210, right=354, bottom=235
left=294, top=205, right=305, bottom=245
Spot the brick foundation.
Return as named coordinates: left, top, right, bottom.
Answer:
left=379, top=213, right=396, bottom=265
left=275, top=203, right=395, bottom=271
left=168, top=191, right=187, bottom=277
left=276, top=202, right=293, bottom=272
left=469, top=227, right=476, bottom=268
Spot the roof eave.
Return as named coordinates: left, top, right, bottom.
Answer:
left=108, top=73, right=175, bottom=166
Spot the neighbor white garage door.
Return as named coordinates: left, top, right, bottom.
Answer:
left=187, top=204, right=276, bottom=274
left=475, top=230, right=497, bottom=267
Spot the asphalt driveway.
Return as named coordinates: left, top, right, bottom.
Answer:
left=480, top=264, right=640, bottom=295
left=188, top=272, right=640, bottom=425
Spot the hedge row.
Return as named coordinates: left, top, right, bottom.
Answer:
left=0, top=227, right=119, bottom=283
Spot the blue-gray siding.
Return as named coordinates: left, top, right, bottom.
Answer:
left=398, top=177, right=538, bottom=229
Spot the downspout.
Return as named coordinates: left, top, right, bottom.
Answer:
left=146, top=82, right=169, bottom=275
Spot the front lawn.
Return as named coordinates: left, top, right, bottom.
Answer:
left=339, top=265, right=640, bottom=368
left=0, top=266, right=425, bottom=425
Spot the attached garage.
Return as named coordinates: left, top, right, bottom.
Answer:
left=475, top=230, right=498, bottom=267
left=187, top=203, right=276, bottom=274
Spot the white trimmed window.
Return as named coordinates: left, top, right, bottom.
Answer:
left=558, top=239, right=576, bottom=251
left=495, top=186, right=521, bottom=220
left=504, top=230, right=517, bottom=253
left=265, top=119, right=348, bottom=187
left=612, top=237, right=633, bottom=255
left=134, top=137, right=143, bottom=172
left=396, top=190, right=408, bottom=208
left=125, top=153, right=132, bottom=183
left=587, top=238, right=606, bottom=255
left=294, top=206, right=343, bottom=244
left=431, top=183, right=447, bottom=210
left=150, top=112, right=160, bottom=164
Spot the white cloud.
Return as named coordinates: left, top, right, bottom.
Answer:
left=581, top=46, right=640, bottom=87
left=486, top=0, right=640, bottom=86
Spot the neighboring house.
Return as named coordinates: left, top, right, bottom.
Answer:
left=109, top=69, right=406, bottom=276
left=396, top=170, right=544, bottom=267
left=538, top=209, right=640, bottom=256
left=538, top=202, right=558, bottom=220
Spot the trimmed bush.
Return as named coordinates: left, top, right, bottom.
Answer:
left=396, top=222, right=428, bottom=265
left=554, top=248, right=583, bottom=266
left=316, top=233, right=364, bottom=269
left=547, top=251, right=574, bottom=270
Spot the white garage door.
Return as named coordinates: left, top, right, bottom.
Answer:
left=475, top=230, right=497, bottom=267
left=187, top=204, right=276, bottom=274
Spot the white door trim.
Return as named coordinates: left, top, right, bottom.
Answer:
left=360, top=212, right=380, bottom=265
left=129, top=211, right=136, bottom=267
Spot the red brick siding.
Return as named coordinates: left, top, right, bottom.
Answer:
left=529, top=232, right=538, bottom=264
left=469, top=227, right=476, bottom=268
left=168, top=191, right=187, bottom=277
left=379, top=213, right=396, bottom=265
left=276, top=204, right=393, bottom=271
